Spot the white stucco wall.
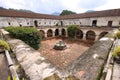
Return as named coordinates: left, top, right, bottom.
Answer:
left=0, top=17, right=60, bottom=28
left=61, top=16, right=120, bottom=27
left=0, top=16, right=120, bottom=28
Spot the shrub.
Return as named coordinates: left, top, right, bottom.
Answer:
left=115, top=31, right=120, bottom=39
left=5, top=27, right=42, bottom=50
left=0, top=40, right=10, bottom=50
left=112, top=46, right=120, bottom=58
left=67, top=25, right=80, bottom=39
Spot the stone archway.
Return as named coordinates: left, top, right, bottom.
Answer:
left=47, top=29, right=53, bottom=37
left=86, top=30, right=96, bottom=40
left=34, top=20, right=38, bottom=27
left=39, top=30, right=45, bottom=39
left=55, top=29, right=59, bottom=36
left=99, top=32, right=108, bottom=39
left=61, top=28, right=66, bottom=37
left=76, top=30, right=83, bottom=39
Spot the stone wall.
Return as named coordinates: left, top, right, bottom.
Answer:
left=0, top=16, right=120, bottom=28
left=0, top=17, right=59, bottom=27
left=68, top=40, right=113, bottom=80
left=62, top=16, right=120, bottom=27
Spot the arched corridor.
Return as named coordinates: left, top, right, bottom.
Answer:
left=39, top=30, right=45, bottom=39
left=55, top=29, right=59, bottom=36
left=86, top=30, right=96, bottom=40
left=99, top=32, right=108, bottom=39
left=47, top=29, right=53, bottom=37
left=61, top=28, right=66, bottom=37
left=76, top=30, right=83, bottom=39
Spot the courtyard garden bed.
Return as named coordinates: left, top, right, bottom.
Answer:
left=5, top=27, right=42, bottom=50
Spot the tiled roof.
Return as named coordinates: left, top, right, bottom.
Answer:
left=0, top=8, right=120, bottom=19
left=59, top=8, right=120, bottom=19
left=0, top=9, right=59, bottom=19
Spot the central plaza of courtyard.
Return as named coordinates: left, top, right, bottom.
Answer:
left=39, top=38, right=94, bottom=68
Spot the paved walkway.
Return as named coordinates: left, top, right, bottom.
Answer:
left=0, top=53, right=8, bottom=80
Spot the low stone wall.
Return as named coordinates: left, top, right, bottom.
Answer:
left=7, top=39, right=57, bottom=80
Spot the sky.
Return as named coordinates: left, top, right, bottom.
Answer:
left=0, top=0, right=120, bottom=14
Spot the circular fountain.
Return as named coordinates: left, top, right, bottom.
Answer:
left=54, top=40, right=67, bottom=50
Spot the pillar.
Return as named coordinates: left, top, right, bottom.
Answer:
left=45, top=33, right=47, bottom=38
left=83, top=33, right=86, bottom=40
left=65, top=29, right=68, bottom=37
left=59, top=29, right=62, bottom=36
left=53, top=31, right=55, bottom=37
left=95, top=35, right=99, bottom=41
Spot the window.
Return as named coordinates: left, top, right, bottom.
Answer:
left=92, top=20, right=97, bottom=27
left=80, top=22, right=81, bottom=24
left=8, top=22, right=11, bottom=25
left=27, top=22, right=29, bottom=25
left=107, top=21, right=112, bottom=27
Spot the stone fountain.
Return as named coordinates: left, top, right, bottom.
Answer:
left=54, top=40, right=67, bottom=50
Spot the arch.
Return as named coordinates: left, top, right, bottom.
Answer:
left=86, top=30, right=96, bottom=40
left=76, top=30, right=83, bottom=39
left=47, top=29, right=53, bottom=37
left=39, top=30, right=45, bottom=39
left=99, top=32, right=108, bottom=39
left=55, top=29, right=59, bottom=36
left=61, top=28, right=66, bottom=37
left=34, top=20, right=38, bottom=27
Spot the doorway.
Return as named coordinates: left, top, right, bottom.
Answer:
left=108, top=21, right=112, bottom=27
left=34, top=20, right=38, bottom=27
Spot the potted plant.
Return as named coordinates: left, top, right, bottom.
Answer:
left=112, top=46, right=120, bottom=64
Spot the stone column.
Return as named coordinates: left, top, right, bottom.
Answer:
left=45, top=33, right=47, bottom=38
left=83, top=33, right=86, bottom=40
left=53, top=31, right=55, bottom=37
left=59, top=29, right=62, bottom=36
left=95, top=35, right=99, bottom=41
left=65, top=30, right=68, bottom=37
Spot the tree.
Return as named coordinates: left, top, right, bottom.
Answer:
left=60, top=10, right=76, bottom=16
left=67, top=25, right=80, bottom=39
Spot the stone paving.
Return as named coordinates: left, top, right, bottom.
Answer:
left=39, top=38, right=92, bottom=68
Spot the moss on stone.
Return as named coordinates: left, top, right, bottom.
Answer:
left=65, top=75, right=79, bottom=80
left=44, top=74, right=61, bottom=80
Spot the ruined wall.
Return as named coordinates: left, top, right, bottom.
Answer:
left=62, top=16, right=120, bottom=27
left=0, top=16, right=120, bottom=28
left=0, top=17, right=59, bottom=27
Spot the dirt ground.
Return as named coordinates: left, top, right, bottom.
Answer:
left=39, top=38, right=94, bottom=68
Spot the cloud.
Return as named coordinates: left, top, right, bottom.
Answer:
left=0, top=0, right=120, bottom=14
left=95, top=0, right=120, bottom=11
left=79, top=0, right=107, bottom=9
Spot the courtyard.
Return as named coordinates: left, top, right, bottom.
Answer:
left=39, top=38, right=94, bottom=68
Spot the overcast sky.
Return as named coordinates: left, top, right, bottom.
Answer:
left=0, top=0, right=120, bottom=14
